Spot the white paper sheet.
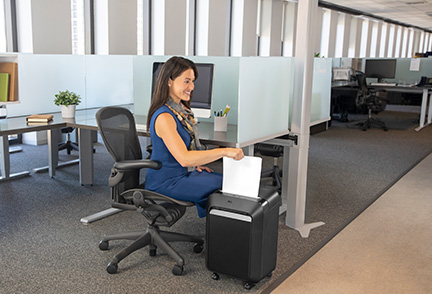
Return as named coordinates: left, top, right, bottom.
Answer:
left=409, top=58, right=420, bottom=71
left=222, top=156, right=262, bottom=198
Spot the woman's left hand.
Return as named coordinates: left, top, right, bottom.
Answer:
left=196, top=166, right=213, bottom=173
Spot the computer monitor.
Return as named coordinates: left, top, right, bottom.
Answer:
left=152, top=62, right=215, bottom=118
left=364, top=59, right=397, bottom=83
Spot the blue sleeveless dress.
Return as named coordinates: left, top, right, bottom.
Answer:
left=145, top=105, right=222, bottom=217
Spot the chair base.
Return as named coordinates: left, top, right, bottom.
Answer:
left=99, top=224, right=204, bottom=275
left=356, top=117, right=388, bottom=131
left=261, top=164, right=282, bottom=194
left=58, top=140, right=79, bottom=154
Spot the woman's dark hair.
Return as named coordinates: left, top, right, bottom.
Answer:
left=147, top=56, right=198, bottom=131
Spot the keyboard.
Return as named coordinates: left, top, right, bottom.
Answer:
left=370, top=82, right=397, bottom=87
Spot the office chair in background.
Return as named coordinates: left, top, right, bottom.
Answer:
left=355, top=72, right=389, bottom=131
left=58, top=127, right=79, bottom=154
left=95, top=106, right=204, bottom=276
left=255, top=143, right=283, bottom=194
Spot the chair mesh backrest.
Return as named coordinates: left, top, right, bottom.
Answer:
left=96, top=107, right=143, bottom=193
left=356, top=73, right=370, bottom=105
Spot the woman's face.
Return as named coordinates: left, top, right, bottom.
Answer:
left=169, top=68, right=195, bottom=104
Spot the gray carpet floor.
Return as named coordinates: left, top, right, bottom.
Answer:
left=1, top=110, right=432, bottom=293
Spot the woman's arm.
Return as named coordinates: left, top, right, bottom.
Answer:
left=155, top=112, right=244, bottom=167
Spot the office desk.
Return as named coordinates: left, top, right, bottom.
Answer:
left=0, top=115, right=67, bottom=182
left=331, top=83, right=432, bottom=131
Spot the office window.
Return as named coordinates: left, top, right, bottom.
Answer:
left=379, top=23, right=388, bottom=57
left=137, top=0, right=150, bottom=55
left=401, top=27, right=409, bottom=57
left=369, top=21, right=379, bottom=57
left=359, top=19, right=369, bottom=58
left=394, top=26, right=402, bottom=57
left=387, top=24, right=395, bottom=57
left=319, top=9, right=331, bottom=58
left=195, top=0, right=209, bottom=56
left=0, top=0, right=6, bottom=52
left=334, top=12, right=345, bottom=58
left=71, top=0, right=85, bottom=54
left=281, top=1, right=296, bottom=57
left=407, top=29, right=414, bottom=57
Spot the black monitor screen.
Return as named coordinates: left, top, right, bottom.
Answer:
left=151, top=62, right=214, bottom=117
left=365, top=59, right=396, bottom=81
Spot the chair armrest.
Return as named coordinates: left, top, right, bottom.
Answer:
left=114, top=159, right=161, bottom=171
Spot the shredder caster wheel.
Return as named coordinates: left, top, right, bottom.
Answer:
left=172, top=264, right=183, bottom=276
left=99, top=240, right=109, bottom=250
left=243, top=281, right=255, bottom=290
left=193, top=243, right=203, bottom=253
left=107, top=262, right=118, bottom=274
left=211, top=273, right=219, bottom=280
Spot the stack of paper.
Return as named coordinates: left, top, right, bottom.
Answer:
left=222, top=156, right=262, bottom=198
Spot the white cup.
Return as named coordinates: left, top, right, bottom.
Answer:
left=214, top=116, right=228, bottom=132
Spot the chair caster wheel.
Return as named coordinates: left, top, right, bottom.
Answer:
left=243, top=281, right=255, bottom=290
left=99, top=240, right=109, bottom=250
left=107, top=262, right=118, bottom=274
left=384, top=127, right=388, bottom=131
left=172, top=264, right=183, bottom=276
left=211, top=272, right=219, bottom=280
left=193, top=243, right=203, bottom=253
left=149, top=247, right=157, bottom=256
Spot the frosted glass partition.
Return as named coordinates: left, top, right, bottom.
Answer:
left=132, top=56, right=240, bottom=124
left=237, top=57, right=292, bottom=145
left=85, top=55, right=134, bottom=108
left=310, top=58, right=332, bottom=125
left=394, top=58, right=432, bottom=85
left=7, top=54, right=86, bottom=117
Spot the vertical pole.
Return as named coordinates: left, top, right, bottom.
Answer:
left=285, top=0, right=324, bottom=238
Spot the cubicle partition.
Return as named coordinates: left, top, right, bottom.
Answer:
left=336, top=57, right=432, bottom=85
left=7, top=54, right=134, bottom=117
left=133, top=55, right=293, bottom=147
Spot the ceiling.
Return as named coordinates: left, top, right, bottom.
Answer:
left=320, top=0, right=432, bottom=32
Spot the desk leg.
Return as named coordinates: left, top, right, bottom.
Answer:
left=78, top=128, right=93, bottom=185
left=415, top=89, right=430, bottom=132
left=0, top=135, right=10, bottom=178
left=427, top=92, right=432, bottom=126
left=0, top=135, right=30, bottom=182
left=47, top=129, right=59, bottom=177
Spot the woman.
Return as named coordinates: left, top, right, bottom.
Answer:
left=145, top=56, right=244, bottom=217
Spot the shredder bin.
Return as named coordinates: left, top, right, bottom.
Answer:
left=206, top=186, right=281, bottom=290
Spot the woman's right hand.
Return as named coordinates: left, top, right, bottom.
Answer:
left=225, top=148, right=244, bottom=161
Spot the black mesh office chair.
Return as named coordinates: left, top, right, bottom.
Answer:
left=255, top=143, right=283, bottom=194
left=355, top=72, right=389, bottom=131
left=95, top=106, right=204, bottom=276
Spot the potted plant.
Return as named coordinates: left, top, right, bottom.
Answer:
left=54, top=90, right=81, bottom=118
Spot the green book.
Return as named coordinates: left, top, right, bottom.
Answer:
left=0, top=73, right=9, bottom=102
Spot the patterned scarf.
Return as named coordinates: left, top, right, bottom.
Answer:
left=165, top=97, right=202, bottom=150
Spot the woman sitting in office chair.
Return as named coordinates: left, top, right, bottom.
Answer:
left=145, top=56, right=244, bottom=217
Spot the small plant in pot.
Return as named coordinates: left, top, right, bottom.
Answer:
left=54, top=90, right=81, bottom=118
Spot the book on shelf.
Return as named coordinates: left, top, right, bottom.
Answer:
left=26, top=114, right=54, bottom=123
left=0, top=62, right=18, bottom=101
left=0, top=73, right=9, bottom=102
